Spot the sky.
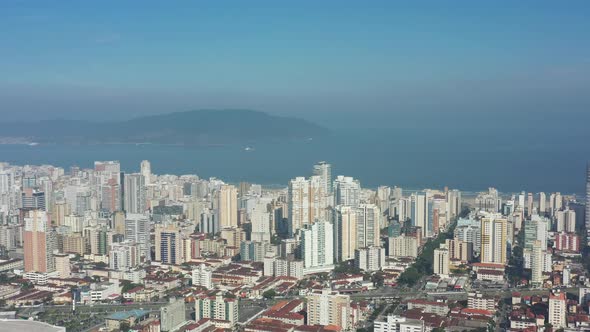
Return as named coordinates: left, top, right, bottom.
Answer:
left=1, top=1, right=590, bottom=123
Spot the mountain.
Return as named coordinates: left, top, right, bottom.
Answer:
left=0, top=110, right=327, bottom=145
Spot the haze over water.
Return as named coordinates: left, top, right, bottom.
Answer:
left=1, top=110, right=588, bottom=195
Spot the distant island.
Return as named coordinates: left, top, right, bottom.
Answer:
left=0, top=109, right=327, bottom=146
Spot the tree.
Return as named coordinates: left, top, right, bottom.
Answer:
left=263, top=289, right=277, bottom=299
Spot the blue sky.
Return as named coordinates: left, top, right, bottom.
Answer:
left=1, top=1, right=589, bottom=121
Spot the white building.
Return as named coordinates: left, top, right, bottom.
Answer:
left=355, top=246, right=385, bottom=272
left=433, top=245, right=450, bottom=278
left=300, top=220, right=334, bottom=274
left=190, top=265, right=212, bottom=290
left=548, top=292, right=567, bottom=328
left=374, top=315, right=425, bottom=332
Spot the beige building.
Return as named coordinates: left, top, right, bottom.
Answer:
left=433, top=244, right=450, bottom=277
left=334, top=205, right=357, bottom=261
left=54, top=254, right=71, bottom=278
left=480, top=217, right=508, bottom=265
left=307, top=290, right=351, bottom=330
left=388, top=235, right=418, bottom=258
left=548, top=292, right=567, bottom=328
left=155, top=224, right=182, bottom=265
left=218, top=185, right=238, bottom=228
left=446, top=239, right=473, bottom=263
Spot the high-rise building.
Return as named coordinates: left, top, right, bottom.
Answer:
left=531, top=240, right=543, bottom=287
left=555, top=232, right=580, bottom=253
left=192, top=264, right=213, bottom=289
left=445, top=239, right=473, bottom=262
left=195, top=291, right=239, bottom=325
left=333, top=176, right=360, bottom=208
left=124, top=174, right=146, bottom=214
left=356, top=204, right=380, bottom=249
left=480, top=216, right=508, bottom=265
left=54, top=253, right=71, bottom=278
left=548, top=292, right=567, bottom=328
left=538, top=192, right=547, bottom=214
left=140, top=160, right=151, bottom=185
left=287, top=176, right=328, bottom=236
left=21, top=188, right=46, bottom=211
left=388, top=235, right=418, bottom=258
left=447, top=189, right=462, bottom=220
left=155, top=225, right=182, bottom=264
left=160, top=298, right=186, bottom=332
left=24, top=210, right=56, bottom=273
left=333, top=205, right=357, bottom=262
left=433, top=244, right=450, bottom=277
left=354, top=246, right=385, bottom=272
left=313, top=161, right=332, bottom=194
left=250, top=200, right=271, bottom=242
left=125, top=214, right=150, bottom=259
left=300, top=220, right=334, bottom=274
left=109, top=241, right=139, bottom=271
left=218, top=185, right=238, bottom=228
left=306, top=290, right=351, bottom=330
left=411, top=193, right=430, bottom=238
left=288, top=177, right=309, bottom=236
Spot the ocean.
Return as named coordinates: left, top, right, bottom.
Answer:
left=0, top=122, right=588, bottom=195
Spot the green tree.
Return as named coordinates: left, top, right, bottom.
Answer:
left=263, top=289, right=277, bottom=299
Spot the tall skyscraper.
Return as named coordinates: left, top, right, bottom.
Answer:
left=306, top=290, right=351, bottom=330
left=538, top=192, right=547, bottom=214
left=217, top=185, right=238, bottom=228
left=549, top=292, right=567, bottom=328
left=155, top=225, right=182, bottom=264
left=24, top=210, right=56, bottom=273
left=356, top=204, right=381, bottom=248
left=301, top=220, right=334, bottom=273
left=480, top=217, right=508, bottom=265
left=288, top=177, right=310, bottom=235
left=125, top=214, right=150, bottom=259
left=433, top=244, right=450, bottom=277
left=333, top=205, right=357, bottom=261
left=124, top=173, right=146, bottom=214
left=333, top=176, right=360, bottom=208
left=250, top=200, right=271, bottom=242
left=313, top=161, right=332, bottom=194
left=531, top=240, right=543, bottom=287
left=140, top=160, right=152, bottom=185
left=411, top=193, right=430, bottom=238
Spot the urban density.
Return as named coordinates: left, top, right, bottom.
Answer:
left=0, top=160, right=589, bottom=332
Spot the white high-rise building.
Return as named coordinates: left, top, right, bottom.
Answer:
left=306, top=290, right=351, bottom=331
left=301, top=220, right=334, bottom=274
left=217, top=185, right=238, bottom=228
left=411, top=193, right=430, bottom=237
left=531, top=240, right=543, bottom=287
left=333, top=176, right=360, bottom=208
left=109, top=241, right=139, bottom=271
left=140, top=160, right=151, bottom=185
left=288, top=177, right=310, bottom=235
left=124, top=214, right=150, bottom=259
left=548, top=292, right=567, bottom=328
left=433, top=244, right=450, bottom=277
left=388, top=235, right=418, bottom=258
left=355, top=246, right=385, bottom=272
left=124, top=173, right=146, bottom=214
left=356, top=204, right=381, bottom=248
left=192, top=264, right=213, bottom=289
left=538, top=192, right=547, bottom=214
left=287, top=176, right=327, bottom=235
left=250, top=200, right=271, bottom=242
left=480, top=216, right=508, bottom=265
left=313, top=161, right=332, bottom=194
left=334, top=205, right=357, bottom=262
